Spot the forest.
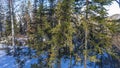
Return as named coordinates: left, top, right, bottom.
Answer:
left=0, top=0, right=120, bottom=68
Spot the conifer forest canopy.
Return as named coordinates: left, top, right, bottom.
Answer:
left=0, top=0, right=120, bottom=68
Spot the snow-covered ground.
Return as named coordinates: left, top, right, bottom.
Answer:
left=0, top=44, right=115, bottom=68
left=0, top=50, right=17, bottom=68
left=0, top=50, right=38, bottom=68
left=0, top=44, right=91, bottom=68
left=0, top=44, right=38, bottom=68
left=0, top=48, right=94, bottom=68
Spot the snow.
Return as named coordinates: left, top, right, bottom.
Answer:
left=0, top=50, right=38, bottom=68
left=0, top=50, right=17, bottom=68
left=0, top=44, right=89, bottom=68
left=24, top=58, right=38, bottom=68
left=0, top=44, right=112, bottom=68
left=0, top=50, right=6, bottom=57
left=0, top=44, right=38, bottom=68
left=0, top=56, right=16, bottom=68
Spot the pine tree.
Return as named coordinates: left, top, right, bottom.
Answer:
left=49, top=0, right=75, bottom=67
left=73, top=0, right=114, bottom=68
left=0, top=2, right=4, bottom=37
left=5, top=0, right=12, bottom=37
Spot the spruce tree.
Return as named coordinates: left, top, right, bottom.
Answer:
left=73, top=0, right=114, bottom=68
left=49, top=0, right=75, bottom=67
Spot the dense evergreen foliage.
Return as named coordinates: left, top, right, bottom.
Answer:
left=0, top=0, right=120, bottom=68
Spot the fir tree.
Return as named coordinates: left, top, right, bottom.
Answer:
left=49, top=0, right=75, bottom=67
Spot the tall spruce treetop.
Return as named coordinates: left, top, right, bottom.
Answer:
left=73, top=0, right=114, bottom=67
left=49, top=0, right=75, bottom=66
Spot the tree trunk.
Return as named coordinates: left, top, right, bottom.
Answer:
left=10, top=0, right=14, bottom=46
left=84, top=27, right=88, bottom=68
left=100, top=56, right=102, bottom=68
left=57, top=57, right=61, bottom=68
left=69, top=54, right=72, bottom=68
left=84, top=0, right=89, bottom=68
